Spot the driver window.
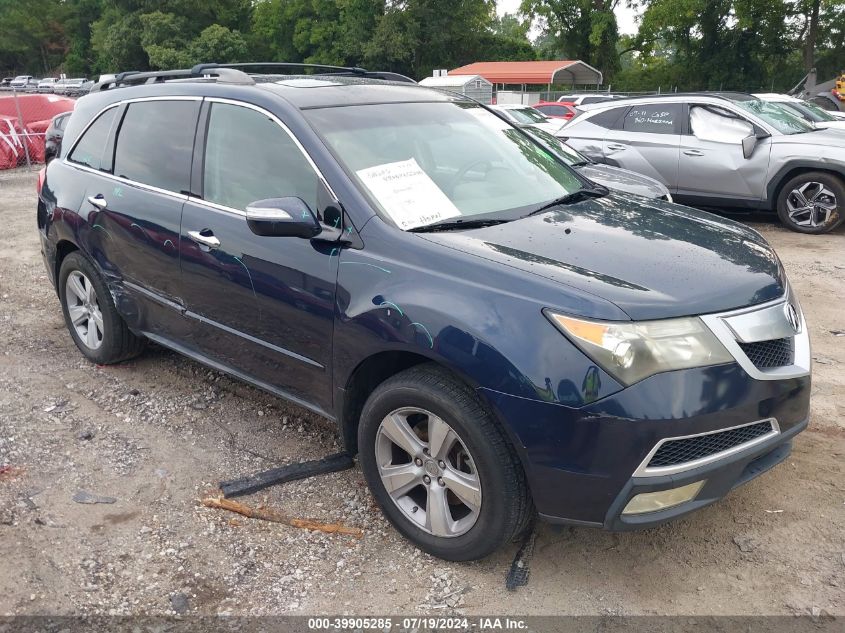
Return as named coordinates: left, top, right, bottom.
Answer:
left=203, top=102, right=319, bottom=212
left=689, top=106, right=753, bottom=143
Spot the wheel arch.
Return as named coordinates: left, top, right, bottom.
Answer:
left=337, top=350, right=473, bottom=454
left=54, top=239, right=80, bottom=293
left=766, top=162, right=845, bottom=211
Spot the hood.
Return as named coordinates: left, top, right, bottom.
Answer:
left=772, top=127, right=845, bottom=148
left=420, top=195, right=785, bottom=321
left=814, top=121, right=845, bottom=131
left=577, top=163, right=668, bottom=199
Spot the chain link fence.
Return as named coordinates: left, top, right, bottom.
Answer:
left=0, top=88, right=75, bottom=182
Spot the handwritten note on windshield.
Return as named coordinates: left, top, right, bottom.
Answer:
left=356, top=158, right=461, bottom=230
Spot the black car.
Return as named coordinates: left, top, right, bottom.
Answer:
left=44, top=111, right=72, bottom=163
left=37, top=63, right=811, bottom=561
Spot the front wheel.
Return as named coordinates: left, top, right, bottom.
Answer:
left=776, top=171, right=845, bottom=234
left=358, top=364, right=532, bottom=561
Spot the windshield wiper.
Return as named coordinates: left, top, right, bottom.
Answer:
left=526, top=187, right=607, bottom=217
left=408, top=217, right=510, bottom=233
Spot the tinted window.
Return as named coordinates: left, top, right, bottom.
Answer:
left=203, top=103, right=319, bottom=212
left=588, top=106, right=628, bottom=129
left=622, top=104, right=681, bottom=134
left=113, top=100, right=199, bottom=192
left=581, top=96, right=610, bottom=105
left=68, top=107, right=117, bottom=170
left=536, top=105, right=568, bottom=116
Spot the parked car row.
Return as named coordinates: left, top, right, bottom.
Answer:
left=1, top=75, right=92, bottom=97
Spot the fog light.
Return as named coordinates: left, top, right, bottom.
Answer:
left=622, top=480, right=705, bottom=515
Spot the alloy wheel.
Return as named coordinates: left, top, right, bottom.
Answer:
left=375, top=407, right=482, bottom=538
left=64, top=270, right=104, bottom=350
left=785, top=181, right=837, bottom=227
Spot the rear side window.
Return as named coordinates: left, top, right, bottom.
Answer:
left=113, top=100, right=200, bottom=193
left=536, top=105, right=569, bottom=116
left=202, top=102, right=319, bottom=212
left=586, top=106, right=628, bottom=129
left=622, top=104, right=681, bottom=134
left=54, top=113, right=70, bottom=131
left=68, top=108, right=117, bottom=170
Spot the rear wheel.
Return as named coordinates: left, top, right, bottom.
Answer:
left=358, top=364, right=532, bottom=561
left=776, top=171, right=844, bottom=234
left=59, top=252, right=145, bottom=364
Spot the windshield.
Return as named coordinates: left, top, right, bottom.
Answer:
left=504, top=107, right=548, bottom=124
left=306, top=101, right=582, bottom=230
left=733, top=99, right=814, bottom=134
left=784, top=100, right=837, bottom=123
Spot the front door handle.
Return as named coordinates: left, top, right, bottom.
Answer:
left=87, top=194, right=107, bottom=209
left=607, top=144, right=627, bottom=151
left=187, top=229, right=220, bottom=249
left=683, top=149, right=704, bottom=156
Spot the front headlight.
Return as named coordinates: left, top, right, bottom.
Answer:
left=545, top=311, right=732, bottom=386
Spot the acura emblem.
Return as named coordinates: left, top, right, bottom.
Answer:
left=784, top=303, right=800, bottom=333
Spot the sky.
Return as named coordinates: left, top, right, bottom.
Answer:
left=495, top=0, right=640, bottom=36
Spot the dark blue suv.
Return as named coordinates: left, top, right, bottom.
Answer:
left=37, top=64, right=811, bottom=561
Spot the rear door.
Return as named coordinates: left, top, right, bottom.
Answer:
left=177, top=99, right=338, bottom=413
left=72, top=98, right=201, bottom=336
left=561, top=105, right=628, bottom=163
left=600, top=103, right=682, bottom=190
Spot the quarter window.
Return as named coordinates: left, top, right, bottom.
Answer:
left=68, top=108, right=117, bottom=170
left=588, top=106, right=628, bottom=129
left=113, top=100, right=200, bottom=193
left=622, top=104, right=681, bottom=134
left=202, top=102, right=319, bottom=212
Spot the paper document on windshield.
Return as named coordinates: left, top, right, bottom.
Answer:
left=356, top=158, right=461, bottom=230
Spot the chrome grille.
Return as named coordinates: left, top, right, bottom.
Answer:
left=737, top=337, right=794, bottom=369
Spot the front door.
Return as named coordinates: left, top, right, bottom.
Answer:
left=177, top=100, right=338, bottom=414
left=676, top=104, right=772, bottom=205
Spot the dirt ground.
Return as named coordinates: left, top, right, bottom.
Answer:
left=0, top=169, right=843, bottom=618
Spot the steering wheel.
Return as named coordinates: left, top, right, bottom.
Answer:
left=447, top=159, right=493, bottom=194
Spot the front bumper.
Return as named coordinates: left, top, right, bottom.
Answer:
left=480, top=362, right=811, bottom=528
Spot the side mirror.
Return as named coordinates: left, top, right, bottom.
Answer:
left=245, top=197, right=321, bottom=238
left=741, top=134, right=758, bottom=159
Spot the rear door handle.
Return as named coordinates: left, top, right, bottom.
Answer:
left=87, top=194, right=107, bottom=209
left=187, top=229, right=220, bottom=249
left=607, top=144, right=627, bottom=151
left=683, top=149, right=704, bottom=156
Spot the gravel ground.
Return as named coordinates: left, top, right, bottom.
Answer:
left=1, top=170, right=843, bottom=617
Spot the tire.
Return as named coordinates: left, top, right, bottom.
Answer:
left=776, top=171, right=845, bottom=234
left=58, top=251, right=145, bottom=364
left=358, top=363, right=533, bottom=561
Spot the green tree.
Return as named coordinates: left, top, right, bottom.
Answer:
left=520, top=0, right=621, bottom=78
left=189, top=24, right=248, bottom=64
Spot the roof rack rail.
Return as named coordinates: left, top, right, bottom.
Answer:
left=91, top=62, right=416, bottom=93
left=92, top=66, right=253, bottom=92
left=192, top=62, right=416, bottom=84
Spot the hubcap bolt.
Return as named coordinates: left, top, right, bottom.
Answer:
left=423, top=475, right=431, bottom=484
left=438, top=478, right=445, bottom=487
left=414, top=458, right=423, bottom=466
left=438, top=460, right=445, bottom=469
left=411, top=506, right=418, bottom=513
left=423, top=448, right=430, bottom=456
